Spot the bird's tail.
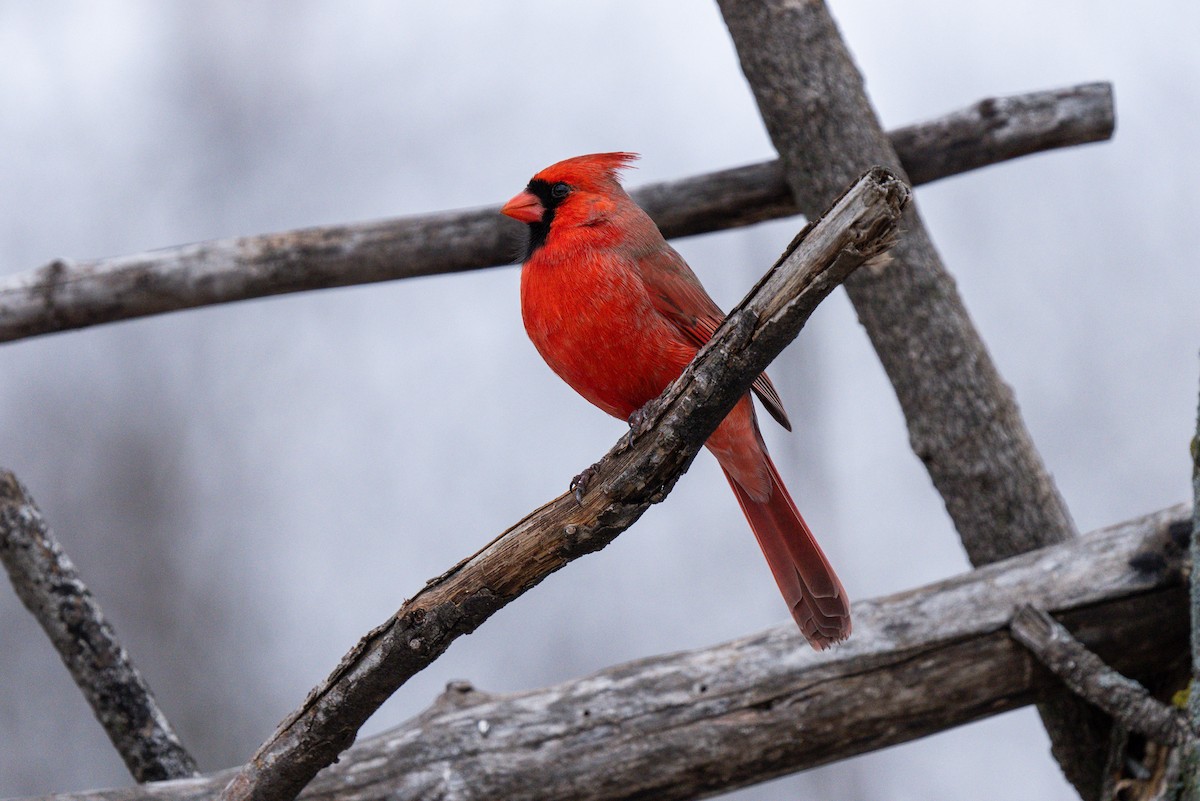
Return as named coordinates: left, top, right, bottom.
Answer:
left=723, top=455, right=851, bottom=650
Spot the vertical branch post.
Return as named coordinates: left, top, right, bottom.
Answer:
left=1181, top=375, right=1200, bottom=799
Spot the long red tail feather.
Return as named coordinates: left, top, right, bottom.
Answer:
left=723, top=455, right=851, bottom=650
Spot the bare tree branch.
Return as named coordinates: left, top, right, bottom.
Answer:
left=641, top=82, right=1114, bottom=236
left=0, top=83, right=1111, bottom=345
left=1185, top=379, right=1200, bottom=794
left=886, top=82, right=1114, bottom=187
left=1173, top=382, right=1200, bottom=799
left=1011, top=604, right=1193, bottom=747
left=206, top=169, right=909, bottom=801
left=716, top=0, right=1078, bottom=585
left=17, top=504, right=1189, bottom=801
left=0, top=470, right=198, bottom=783
left=713, top=1, right=1106, bottom=794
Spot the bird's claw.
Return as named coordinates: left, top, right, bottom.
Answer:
left=618, top=404, right=654, bottom=453
left=570, top=464, right=599, bottom=505
left=575, top=404, right=655, bottom=503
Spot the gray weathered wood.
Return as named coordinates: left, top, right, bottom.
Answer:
left=1188, top=383, right=1200, bottom=795
left=210, top=169, right=909, bottom=801
left=1011, top=605, right=1193, bottom=747
left=1176, top=386, right=1200, bottom=799
left=887, top=82, right=1114, bottom=186
left=716, top=0, right=1078, bottom=572
left=16, top=504, right=1188, bottom=801
left=0, top=471, right=199, bottom=783
left=714, top=1, right=1101, bottom=795
left=0, top=84, right=1111, bottom=345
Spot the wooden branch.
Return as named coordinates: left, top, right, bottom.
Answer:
left=1175, top=386, right=1200, bottom=799
left=714, top=1, right=1099, bottom=794
left=208, top=169, right=909, bottom=801
left=0, top=83, right=1111, bottom=345
left=887, top=82, right=1114, bottom=186
left=642, top=81, right=1114, bottom=238
left=1011, top=605, right=1194, bottom=747
left=22, top=504, right=1190, bottom=801
left=0, top=470, right=198, bottom=783
left=716, top=0, right=1078, bottom=575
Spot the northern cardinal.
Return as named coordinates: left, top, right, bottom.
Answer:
left=502, top=152, right=850, bottom=649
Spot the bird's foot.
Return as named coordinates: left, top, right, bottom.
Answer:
left=570, top=463, right=600, bottom=505
left=576, top=404, right=655, bottom=503
left=618, top=403, right=655, bottom=453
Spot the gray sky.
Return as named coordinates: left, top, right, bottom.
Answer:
left=0, top=2, right=1197, bottom=799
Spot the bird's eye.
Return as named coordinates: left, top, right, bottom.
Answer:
left=551, top=182, right=571, bottom=199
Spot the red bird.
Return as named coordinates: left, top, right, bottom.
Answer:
left=502, top=152, right=850, bottom=649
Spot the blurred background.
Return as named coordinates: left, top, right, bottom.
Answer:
left=0, top=2, right=1196, bottom=799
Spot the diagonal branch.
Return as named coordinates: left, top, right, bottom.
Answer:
left=0, top=83, right=1111, bottom=345
left=714, top=1, right=1104, bottom=795
left=17, top=504, right=1189, bottom=801
left=0, top=470, right=198, bottom=783
left=716, top=0, right=1079, bottom=572
left=1011, top=604, right=1194, bottom=747
left=213, top=168, right=909, bottom=801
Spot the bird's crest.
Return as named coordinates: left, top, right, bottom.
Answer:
left=532, top=152, right=639, bottom=189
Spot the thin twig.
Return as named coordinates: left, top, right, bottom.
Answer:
left=0, top=470, right=199, bottom=782
left=0, top=83, right=1112, bottom=345
left=1011, top=604, right=1193, bottom=747
left=21, top=504, right=1190, bottom=801
left=215, top=169, right=909, bottom=801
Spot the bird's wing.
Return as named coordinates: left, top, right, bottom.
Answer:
left=637, top=245, right=792, bottom=431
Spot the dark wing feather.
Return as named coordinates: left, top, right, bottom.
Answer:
left=637, top=245, right=792, bottom=431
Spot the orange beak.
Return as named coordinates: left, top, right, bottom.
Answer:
left=501, top=190, right=544, bottom=224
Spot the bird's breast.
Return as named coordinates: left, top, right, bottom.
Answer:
left=520, top=252, right=694, bottom=421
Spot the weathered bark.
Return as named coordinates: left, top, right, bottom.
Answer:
left=886, top=82, right=1114, bottom=186
left=0, top=84, right=1111, bottom=345
left=716, top=0, right=1077, bottom=566
left=639, top=82, right=1113, bottom=234
left=18, top=504, right=1189, bottom=801
left=0, top=471, right=198, bottom=783
left=211, top=170, right=909, bottom=801
left=1173, top=386, right=1200, bottom=800
left=1188, top=385, right=1200, bottom=795
left=1011, top=605, right=1193, bottom=747
left=714, top=0, right=1102, bottom=795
